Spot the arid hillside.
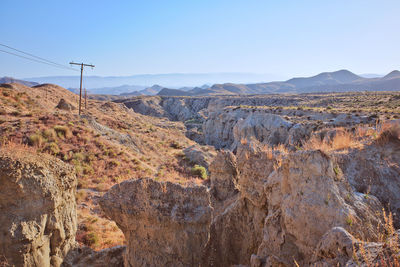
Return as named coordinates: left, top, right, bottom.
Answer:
left=0, top=82, right=214, bottom=251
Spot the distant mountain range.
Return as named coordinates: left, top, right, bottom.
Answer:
left=120, top=85, right=164, bottom=96
left=157, top=70, right=400, bottom=96
left=3, top=70, right=400, bottom=97
left=24, top=73, right=285, bottom=90
left=0, top=76, right=38, bottom=87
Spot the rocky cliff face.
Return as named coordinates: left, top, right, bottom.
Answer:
left=338, top=139, right=400, bottom=226
left=203, top=144, right=384, bottom=266
left=0, top=151, right=77, bottom=267
left=100, top=178, right=212, bottom=267
left=203, top=107, right=314, bottom=149
left=98, top=138, right=400, bottom=266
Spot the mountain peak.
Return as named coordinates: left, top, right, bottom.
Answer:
left=383, top=70, right=400, bottom=80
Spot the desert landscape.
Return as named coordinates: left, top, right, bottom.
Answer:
left=2, top=1, right=400, bottom=266
left=0, top=78, right=400, bottom=266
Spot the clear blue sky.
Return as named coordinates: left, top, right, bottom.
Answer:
left=1, top=0, right=399, bottom=78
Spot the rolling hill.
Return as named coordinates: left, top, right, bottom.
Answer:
left=0, top=76, right=38, bottom=87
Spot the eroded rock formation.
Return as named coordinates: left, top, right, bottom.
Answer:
left=0, top=151, right=77, bottom=267
left=206, top=142, right=385, bottom=266
left=100, top=178, right=212, bottom=267
left=98, top=138, right=400, bottom=266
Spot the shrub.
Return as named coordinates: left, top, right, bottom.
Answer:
left=303, top=129, right=358, bottom=152
left=54, top=125, right=72, bottom=139
left=170, top=141, right=183, bottom=149
left=73, top=152, right=86, bottom=162
left=191, top=165, right=208, bottom=179
left=82, top=164, right=94, bottom=175
left=108, top=159, right=120, bottom=168
left=28, top=133, right=44, bottom=147
left=84, top=232, right=99, bottom=247
left=42, top=128, right=57, bottom=140
left=46, top=142, right=60, bottom=155
left=376, top=121, right=400, bottom=145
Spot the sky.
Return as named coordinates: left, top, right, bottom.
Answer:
left=1, top=0, right=400, bottom=79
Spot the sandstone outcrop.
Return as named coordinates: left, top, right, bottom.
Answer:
left=99, top=178, right=212, bottom=267
left=0, top=151, right=77, bottom=267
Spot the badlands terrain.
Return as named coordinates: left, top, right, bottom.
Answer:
left=0, top=81, right=400, bottom=266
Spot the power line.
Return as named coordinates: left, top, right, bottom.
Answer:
left=0, top=44, right=79, bottom=72
left=0, top=43, right=78, bottom=71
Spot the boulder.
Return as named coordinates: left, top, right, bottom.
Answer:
left=99, top=178, right=212, bottom=267
left=0, top=151, right=77, bottom=267
left=183, top=144, right=216, bottom=169
left=56, top=98, right=76, bottom=111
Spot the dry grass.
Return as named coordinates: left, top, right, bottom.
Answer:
left=376, top=121, right=400, bottom=145
left=0, top=139, right=36, bottom=155
left=303, top=129, right=360, bottom=153
left=352, top=210, right=400, bottom=266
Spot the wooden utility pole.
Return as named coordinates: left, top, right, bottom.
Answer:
left=69, top=62, right=95, bottom=115
left=84, top=88, right=87, bottom=110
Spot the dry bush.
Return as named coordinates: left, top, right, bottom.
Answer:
left=376, top=121, right=400, bottom=145
left=359, top=209, right=400, bottom=266
left=303, top=130, right=359, bottom=153
left=261, top=143, right=288, bottom=160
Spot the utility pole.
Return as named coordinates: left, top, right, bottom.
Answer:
left=84, top=88, right=87, bottom=110
left=69, top=62, right=95, bottom=115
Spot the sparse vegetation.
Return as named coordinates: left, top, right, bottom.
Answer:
left=191, top=165, right=207, bottom=179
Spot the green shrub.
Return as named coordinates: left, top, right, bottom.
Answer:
left=84, top=232, right=99, bottom=246
left=42, top=128, right=57, bottom=140
left=54, top=125, right=72, bottom=139
left=28, top=133, right=44, bottom=147
left=73, top=152, right=86, bottom=162
left=82, top=164, right=94, bottom=175
left=191, top=165, right=208, bottom=179
left=109, top=159, right=120, bottom=168
left=46, top=142, right=60, bottom=155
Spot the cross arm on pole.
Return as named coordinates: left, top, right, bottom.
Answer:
left=69, top=62, right=95, bottom=68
